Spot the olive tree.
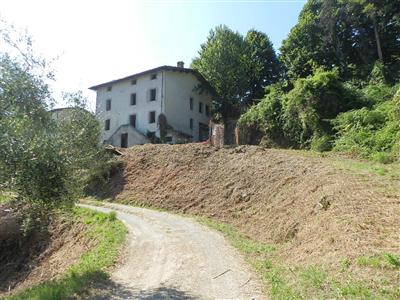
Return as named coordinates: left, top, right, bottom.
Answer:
left=0, top=22, right=102, bottom=210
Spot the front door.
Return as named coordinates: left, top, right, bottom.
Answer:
left=121, top=133, right=128, bottom=148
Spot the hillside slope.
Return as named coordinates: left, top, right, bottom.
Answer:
left=0, top=208, right=93, bottom=296
left=101, top=144, right=399, bottom=269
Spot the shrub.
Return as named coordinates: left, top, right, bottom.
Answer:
left=393, top=86, right=400, bottom=119
left=310, top=135, right=333, bottom=152
left=333, top=88, right=400, bottom=161
left=281, top=68, right=364, bottom=148
left=371, top=152, right=396, bottom=164
left=362, top=83, right=397, bottom=106
left=238, top=84, right=286, bottom=145
left=108, top=211, right=117, bottom=221
left=84, top=159, right=124, bottom=198
left=239, top=69, right=366, bottom=150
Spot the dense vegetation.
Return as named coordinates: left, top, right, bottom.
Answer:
left=280, top=0, right=400, bottom=82
left=0, top=23, right=103, bottom=216
left=0, top=23, right=125, bottom=298
left=191, top=25, right=280, bottom=121
left=193, top=0, right=400, bottom=163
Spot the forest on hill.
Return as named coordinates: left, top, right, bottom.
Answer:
left=192, top=0, right=400, bottom=163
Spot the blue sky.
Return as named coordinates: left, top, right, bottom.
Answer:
left=1, top=0, right=305, bottom=110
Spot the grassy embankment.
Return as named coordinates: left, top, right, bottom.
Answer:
left=4, top=207, right=127, bottom=300
left=297, top=149, right=400, bottom=179
left=198, top=218, right=400, bottom=299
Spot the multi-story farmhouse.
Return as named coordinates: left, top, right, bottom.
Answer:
left=89, top=62, right=213, bottom=148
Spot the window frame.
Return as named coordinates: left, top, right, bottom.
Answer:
left=190, top=97, right=193, bottom=110
left=106, top=99, right=111, bottom=111
left=150, top=73, right=157, bottom=80
left=149, top=111, right=156, bottom=123
left=129, top=114, right=136, bottom=128
left=130, top=93, right=136, bottom=105
left=105, top=119, right=110, bottom=131
left=131, top=79, right=137, bottom=85
left=150, top=88, right=157, bottom=101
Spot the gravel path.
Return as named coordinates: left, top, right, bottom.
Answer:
left=80, top=203, right=264, bottom=300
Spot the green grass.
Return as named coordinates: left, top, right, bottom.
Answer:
left=329, top=157, right=400, bottom=179
left=290, top=148, right=400, bottom=179
left=0, top=191, right=14, bottom=204
left=356, top=253, right=400, bottom=270
left=4, top=207, right=127, bottom=300
left=197, top=217, right=275, bottom=255
left=0, top=194, right=9, bottom=204
left=197, top=217, right=400, bottom=299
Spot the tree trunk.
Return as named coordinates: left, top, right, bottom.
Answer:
left=372, top=16, right=383, bottom=61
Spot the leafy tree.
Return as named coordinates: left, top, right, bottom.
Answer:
left=192, top=25, right=249, bottom=120
left=0, top=22, right=102, bottom=209
left=280, top=0, right=400, bottom=82
left=244, top=30, right=280, bottom=102
left=192, top=25, right=280, bottom=121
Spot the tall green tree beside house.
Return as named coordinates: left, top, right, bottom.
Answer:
left=192, top=25, right=280, bottom=121
left=245, top=29, right=280, bottom=102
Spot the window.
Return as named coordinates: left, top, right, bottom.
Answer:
left=106, top=99, right=111, bottom=111
left=150, top=88, right=156, bottom=101
left=130, top=93, right=136, bottom=105
left=106, top=86, right=112, bottom=92
left=149, top=111, right=156, bottom=123
left=190, top=118, right=193, bottom=130
left=150, top=73, right=157, bottom=80
left=131, top=79, right=137, bottom=85
left=129, top=114, right=136, bottom=127
left=205, top=105, right=210, bottom=117
left=190, top=97, right=193, bottom=110
left=105, top=119, right=110, bottom=130
left=199, top=102, right=203, bottom=113
left=165, top=136, right=173, bottom=143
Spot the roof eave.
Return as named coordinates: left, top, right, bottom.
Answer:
left=88, top=65, right=200, bottom=91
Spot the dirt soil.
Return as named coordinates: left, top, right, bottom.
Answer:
left=0, top=206, right=96, bottom=296
left=80, top=203, right=264, bottom=299
left=102, top=143, right=399, bottom=268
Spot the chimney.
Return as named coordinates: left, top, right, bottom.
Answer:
left=177, top=61, right=184, bottom=68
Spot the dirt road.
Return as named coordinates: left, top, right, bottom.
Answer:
left=80, top=203, right=263, bottom=299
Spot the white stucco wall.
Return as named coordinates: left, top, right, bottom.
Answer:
left=164, top=71, right=213, bottom=141
left=94, top=67, right=213, bottom=146
left=95, top=71, right=164, bottom=144
left=107, top=124, right=149, bottom=147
